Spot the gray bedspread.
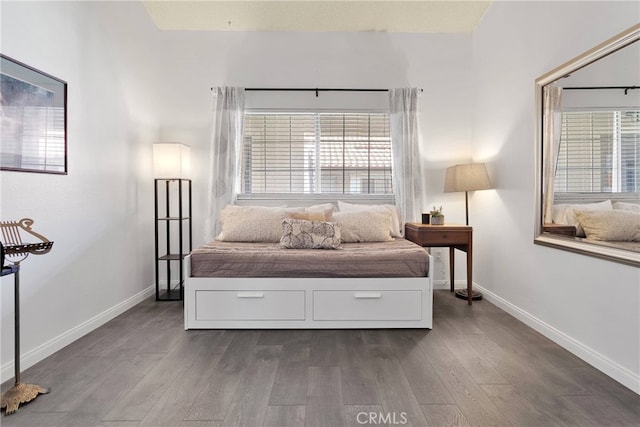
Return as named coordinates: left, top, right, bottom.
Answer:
left=190, top=238, right=429, bottom=278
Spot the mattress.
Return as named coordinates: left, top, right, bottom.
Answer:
left=190, top=238, right=429, bottom=278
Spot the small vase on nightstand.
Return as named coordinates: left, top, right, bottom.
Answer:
left=431, top=216, right=445, bottom=225
left=429, top=205, right=445, bottom=225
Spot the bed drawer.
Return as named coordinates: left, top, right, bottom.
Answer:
left=195, top=290, right=305, bottom=321
left=312, top=290, right=422, bottom=321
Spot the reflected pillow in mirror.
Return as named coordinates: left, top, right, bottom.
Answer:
left=613, top=201, right=640, bottom=212
left=574, top=209, right=640, bottom=242
left=551, top=200, right=612, bottom=237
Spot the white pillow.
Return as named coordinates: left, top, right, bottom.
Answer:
left=613, top=201, right=640, bottom=212
left=305, top=203, right=336, bottom=221
left=306, top=203, right=336, bottom=212
left=574, top=209, right=640, bottom=242
left=551, top=200, right=612, bottom=237
left=216, top=205, right=288, bottom=242
left=337, top=201, right=401, bottom=237
left=333, top=211, right=393, bottom=242
left=286, top=211, right=328, bottom=222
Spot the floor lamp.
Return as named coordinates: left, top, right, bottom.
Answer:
left=444, top=163, right=493, bottom=300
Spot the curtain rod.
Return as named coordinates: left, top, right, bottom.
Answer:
left=210, top=87, right=423, bottom=97
left=563, top=86, right=639, bottom=95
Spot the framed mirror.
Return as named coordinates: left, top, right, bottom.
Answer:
left=534, top=24, right=640, bottom=267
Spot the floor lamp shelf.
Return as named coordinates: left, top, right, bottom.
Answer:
left=154, top=179, right=192, bottom=301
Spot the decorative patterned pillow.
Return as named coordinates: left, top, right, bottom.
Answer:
left=280, top=219, right=341, bottom=249
left=574, top=209, right=640, bottom=242
left=337, top=201, right=401, bottom=237
left=333, top=210, right=393, bottom=242
left=217, top=205, right=288, bottom=242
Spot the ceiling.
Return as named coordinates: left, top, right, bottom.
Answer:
left=142, top=0, right=492, bottom=33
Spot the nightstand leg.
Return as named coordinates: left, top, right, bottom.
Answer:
left=449, top=247, right=455, bottom=292
left=467, top=249, right=472, bottom=305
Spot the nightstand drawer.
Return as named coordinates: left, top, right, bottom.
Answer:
left=421, top=230, right=469, bottom=245
left=404, top=223, right=472, bottom=247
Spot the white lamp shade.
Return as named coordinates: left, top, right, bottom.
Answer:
left=153, top=143, right=191, bottom=179
left=444, top=163, right=492, bottom=192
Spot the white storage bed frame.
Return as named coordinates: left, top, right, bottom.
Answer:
left=183, top=253, right=433, bottom=329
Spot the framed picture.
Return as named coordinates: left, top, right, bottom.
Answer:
left=1, top=54, right=67, bottom=174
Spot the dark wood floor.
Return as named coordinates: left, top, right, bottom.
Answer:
left=2, top=290, right=639, bottom=426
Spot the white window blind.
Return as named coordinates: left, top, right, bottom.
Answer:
left=241, top=112, right=392, bottom=195
left=555, top=110, right=640, bottom=193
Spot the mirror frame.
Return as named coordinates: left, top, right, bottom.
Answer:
left=534, top=23, right=640, bottom=267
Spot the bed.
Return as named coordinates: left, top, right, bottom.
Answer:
left=184, top=203, right=433, bottom=330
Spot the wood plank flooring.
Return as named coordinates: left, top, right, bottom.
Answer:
left=2, top=290, right=638, bottom=426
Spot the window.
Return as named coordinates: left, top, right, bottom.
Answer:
left=241, top=112, right=392, bottom=195
left=555, top=110, right=640, bottom=193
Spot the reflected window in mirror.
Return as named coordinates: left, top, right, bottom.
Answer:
left=556, top=109, right=639, bottom=193
left=535, top=24, right=640, bottom=266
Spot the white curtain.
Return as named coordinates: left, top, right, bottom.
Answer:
left=389, top=88, right=423, bottom=232
left=542, top=86, right=563, bottom=224
left=204, top=87, right=245, bottom=242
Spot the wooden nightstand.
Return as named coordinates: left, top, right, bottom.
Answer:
left=405, top=223, right=475, bottom=305
left=543, top=223, right=577, bottom=237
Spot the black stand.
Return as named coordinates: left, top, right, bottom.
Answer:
left=1, top=265, right=49, bottom=415
left=154, top=179, right=192, bottom=301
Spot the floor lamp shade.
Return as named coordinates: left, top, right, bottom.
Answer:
left=153, top=143, right=191, bottom=179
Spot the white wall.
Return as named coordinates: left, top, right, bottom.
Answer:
left=472, top=1, right=640, bottom=392
left=148, top=30, right=474, bottom=248
left=0, top=1, right=159, bottom=381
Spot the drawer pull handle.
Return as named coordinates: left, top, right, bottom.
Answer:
left=354, top=292, right=382, bottom=299
left=237, top=292, right=264, bottom=298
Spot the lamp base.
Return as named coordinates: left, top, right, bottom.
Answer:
left=1, top=382, right=49, bottom=415
left=454, top=289, right=483, bottom=301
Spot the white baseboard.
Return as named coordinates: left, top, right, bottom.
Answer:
left=433, top=279, right=450, bottom=289
left=1, top=285, right=154, bottom=383
left=474, top=283, right=640, bottom=395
